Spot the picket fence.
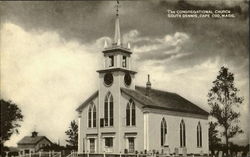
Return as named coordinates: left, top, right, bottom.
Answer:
left=16, top=151, right=61, bottom=157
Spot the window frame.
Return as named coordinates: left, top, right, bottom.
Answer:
left=88, top=103, right=97, bottom=128
left=180, top=119, right=186, bottom=147
left=197, top=122, right=202, bottom=147
left=122, top=56, right=127, bottom=68
left=126, top=99, right=136, bottom=127
left=104, top=92, right=114, bottom=127
left=109, top=56, right=114, bottom=67
left=161, top=118, right=167, bottom=146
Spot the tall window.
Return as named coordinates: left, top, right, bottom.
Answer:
left=126, top=104, right=130, bottom=126
left=126, top=99, right=136, bottom=126
left=104, top=92, right=114, bottom=127
left=93, top=106, right=96, bottom=127
left=105, top=96, right=109, bottom=126
left=197, top=122, right=202, bottom=147
left=131, top=103, right=135, bottom=125
left=109, top=56, right=114, bottom=67
left=161, top=118, right=167, bottom=146
left=180, top=119, right=186, bottom=147
left=122, top=56, right=127, bottom=68
left=88, top=103, right=97, bottom=128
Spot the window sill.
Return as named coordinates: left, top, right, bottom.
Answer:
left=101, top=126, right=114, bottom=128
left=125, top=125, right=136, bottom=127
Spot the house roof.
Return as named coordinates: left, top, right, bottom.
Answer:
left=17, top=136, right=52, bottom=145
left=121, top=86, right=209, bottom=116
left=76, top=91, right=98, bottom=112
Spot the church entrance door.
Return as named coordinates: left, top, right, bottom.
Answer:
left=89, top=138, right=95, bottom=153
left=128, top=137, right=135, bottom=153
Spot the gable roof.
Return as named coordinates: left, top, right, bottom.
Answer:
left=76, top=91, right=98, bottom=112
left=121, top=86, right=209, bottom=116
left=17, top=136, right=52, bottom=145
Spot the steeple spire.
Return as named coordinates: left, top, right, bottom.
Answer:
left=114, top=0, right=121, bottom=46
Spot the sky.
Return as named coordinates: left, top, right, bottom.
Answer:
left=0, top=0, right=249, bottom=146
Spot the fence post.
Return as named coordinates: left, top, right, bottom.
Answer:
left=5, top=151, right=9, bottom=157
left=39, top=152, right=41, bottom=157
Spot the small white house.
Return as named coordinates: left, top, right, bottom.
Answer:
left=76, top=5, right=209, bottom=156
left=17, top=131, right=52, bottom=155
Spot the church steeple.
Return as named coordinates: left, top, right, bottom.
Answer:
left=98, top=0, right=136, bottom=75
left=113, top=0, right=121, bottom=46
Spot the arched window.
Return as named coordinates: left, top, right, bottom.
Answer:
left=105, top=94, right=109, bottom=126
left=104, top=92, right=114, bottom=127
left=109, top=95, right=113, bottom=126
left=126, top=99, right=136, bottom=126
left=131, top=102, right=136, bottom=126
left=197, top=122, right=202, bottom=147
left=88, top=106, right=92, bottom=128
left=93, top=106, right=96, bottom=128
left=161, top=118, right=167, bottom=146
left=180, top=119, right=186, bottom=147
left=126, top=103, right=130, bottom=126
left=88, top=103, right=96, bottom=128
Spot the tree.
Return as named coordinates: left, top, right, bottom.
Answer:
left=0, top=99, right=23, bottom=156
left=209, top=122, right=221, bottom=155
left=0, top=99, right=23, bottom=144
left=65, top=120, right=78, bottom=148
left=208, top=66, right=243, bottom=156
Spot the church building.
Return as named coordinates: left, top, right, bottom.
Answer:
left=76, top=2, right=209, bottom=155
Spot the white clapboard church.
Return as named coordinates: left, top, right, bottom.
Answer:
left=76, top=2, right=209, bottom=156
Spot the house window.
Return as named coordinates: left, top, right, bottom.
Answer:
left=122, top=56, right=127, bottom=68
left=104, top=92, right=114, bottom=127
left=109, top=56, right=114, bottom=67
left=180, top=119, right=186, bottom=147
left=126, top=99, right=136, bottom=126
left=197, top=122, right=202, bottom=147
left=161, top=118, right=167, bottom=146
left=88, top=103, right=97, bottom=128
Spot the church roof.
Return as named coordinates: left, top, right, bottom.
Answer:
left=76, top=91, right=98, bottom=112
left=17, top=136, right=52, bottom=145
left=121, top=86, right=209, bottom=116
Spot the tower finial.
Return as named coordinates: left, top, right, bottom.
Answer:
left=114, top=0, right=121, bottom=46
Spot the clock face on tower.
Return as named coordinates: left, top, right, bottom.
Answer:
left=124, top=73, right=132, bottom=86
left=104, top=73, right=113, bottom=86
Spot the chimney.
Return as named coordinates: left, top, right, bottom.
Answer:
left=31, top=131, right=38, bottom=137
left=146, top=74, right=151, bottom=96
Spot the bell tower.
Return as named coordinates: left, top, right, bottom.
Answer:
left=97, top=0, right=137, bottom=91
left=96, top=1, right=137, bottom=131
